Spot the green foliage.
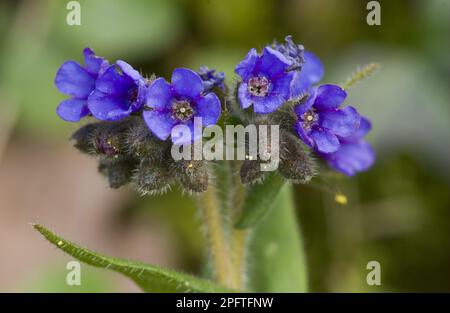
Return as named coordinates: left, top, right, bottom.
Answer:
left=33, top=224, right=230, bottom=293
left=248, top=185, right=308, bottom=292
left=235, top=172, right=286, bottom=228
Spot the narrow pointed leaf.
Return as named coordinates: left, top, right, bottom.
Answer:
left=235, top=172, right=286, bottom=228
left=33, top=224, right=230, bottom=293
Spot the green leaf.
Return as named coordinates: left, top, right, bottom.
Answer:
left=248, top=184, right=308, bottom=292
left=33, top=224, right=230, bottom=293
left=235, top=172, right=286, bottom=228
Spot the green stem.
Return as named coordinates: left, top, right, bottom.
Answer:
left=342, top=62, right=380, bottom=90
left=229, top=172, right=248, bottom=290
left=197, top=187, right=233, bottom=288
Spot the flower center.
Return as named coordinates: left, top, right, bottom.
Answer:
left=248, top=76, right=270, bottom=97
left=302, top=109, right=318, bottom=131
left=127, top=86, right=139, bottom=104
left=172, top=100, right=194, bottom=121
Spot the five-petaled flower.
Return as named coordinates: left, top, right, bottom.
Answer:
left=323, top=117, right=375, bottom=176
left=55, top=48, right=108, bottom=122
left=294, top=84, right=361, bottom=154
left=88, top=61, right=147, bottom=121
left=235, top=47, right=294, bottom=114
left=143, top=68, right=222, bottom=144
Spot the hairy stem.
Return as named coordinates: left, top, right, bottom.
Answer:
left=342, top=62, right=380, bottom=90
left=229, top=172, right=249, bottom=290
left=197, top=187, right=232, bottom=288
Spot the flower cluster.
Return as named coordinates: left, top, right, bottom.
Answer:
left=234, top=36, right=374, bottom=178
left=55, top=36, right=375, bottom=193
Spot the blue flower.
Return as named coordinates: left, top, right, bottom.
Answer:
left=143, top=68, right=222, bottom=144
left=55, top=48, right=109, bottom=122
left=294, top=84, right=361, bottom=153
left=197, top=66, right=225, bottom=92
left=273, top=35, right=305, bottom=71
left=324, top=117, right=375, bottom=176
left=87, top=60, right=146, bottom=121
left=273, top=36, right=324, bottom=99
left=290, top=51, right=324, bottom=98
left=235, top=47, right=294, bottom=114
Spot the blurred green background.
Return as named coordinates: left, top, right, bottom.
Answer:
left=0, top=0, right=448, bottom=292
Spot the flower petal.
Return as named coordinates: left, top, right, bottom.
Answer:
left=143, top=110, right=177, bottom=141
left=310, top=129, right=340, bottom=153
left=294, top=87, right=317, bottom=117
left=314, top=84, right=347, bottom=111
left=326, top=141, right=375, bottom=176
left=117, top=60, right=142, bottom=82
left=87, top=90, right=131, bottom=121
left=172, top=118, right=203, bottom=145
left=257, top=47, right=291, bottom=79
left=343, top=116, right=372, bottom=143
left=56, top=98, right=89, bottom=122
left=290, top=51, right=324, bottom=98
left=196, top=93, right=221, bottom=125
left=294, top=121, right=314, bottom=147
left=320, top=106, right=361, bottom=138
left=171, top=68, right=204, bottom=99
left=55, top=61, right=95, bottom=98
left=131, top=80, right=147, bottom=112
left=237, top=82, right=253, bottom=109
left=83, top=47, right=108, bottom=76
left=235, top=48, right=258, bottom=81
left=146, top=78, right=174, bottom=110
left=95, top=64, right=134, bottom=97
left=252, top=93, right=285, bottom=114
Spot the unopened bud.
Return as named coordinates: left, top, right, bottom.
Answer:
left=240, top=160, right=266, bottom=185
left=278, top=131, right=316, bottom=183
left=171, top=160, right=209, bottom=193
left=133, top=158, right=173, bottom=195
left=71, top=123, right=100, bottom=155
left=98, top=158, right=137, bottom=189
left=125, top=117, right=168, bottom=161
left=94, top=120, right=132, bottom=158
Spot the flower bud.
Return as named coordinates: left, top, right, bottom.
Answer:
left=133, top=158, right=173, bottom=195
left=240, top=160, right=266, bottom=185
left=98, top=158, right=137, bottom=189
left=125, top=117, right=168, bottom=161
left=171, top=160, right=209, bottom=193
left=93, top=120, right=131, bottom=158
left=278, top=131, right=316, bottom=183
left=71, top=123, right=100, bottom=155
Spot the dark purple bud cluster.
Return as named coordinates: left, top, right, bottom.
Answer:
left=71, top=116, right=209, bottom=194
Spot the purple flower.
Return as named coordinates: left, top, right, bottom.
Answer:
left=273, top=36, right=324, bottom=99
left=87, top=60, right=146, bottom=121
left=290, top=51, right=324, bottom=98
left=294, top=84, right=361, bottom=154
left=143, top=68, right=221, bottom=144
left=55, top=48, right=108, bottom=122
left=273, top=35, right=305, bottom=72
left=235, top=47, right=294, bottom=114
left=324, top=117, right=375, bottom=176
left=197, top=66, right=225, bottom=92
